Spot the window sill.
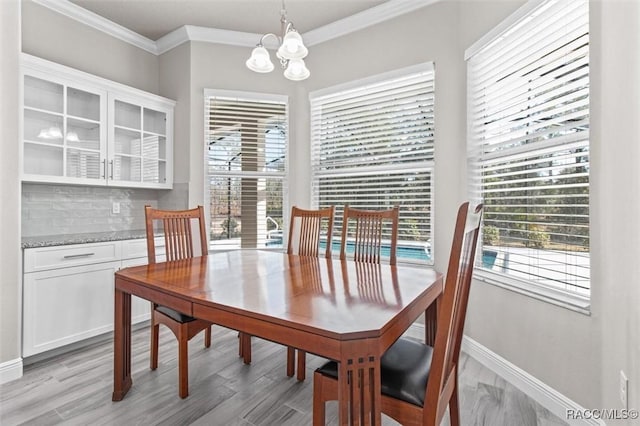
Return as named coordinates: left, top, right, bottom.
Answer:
left=473, top=269, right=591, bottom=316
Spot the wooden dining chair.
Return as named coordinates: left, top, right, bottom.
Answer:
left=144, top=205, right=214, bottom=399
left=313, top=202, right=483, bottom=426
left=340, top=205, right=400, bottom=265
left=285, top=205, right=335, bottom=382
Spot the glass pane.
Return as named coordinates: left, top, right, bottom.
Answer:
left=66, top=149, right=101, bottom=179
left=113, top=155, right=141, bottom=182
left=143, top=108, right=166, bottom=135
left=114, top=100, right=141, bottom=129
left=114, top=128, right=141, bottom=156
left=67, top=118, right=100, bottom=150
left=24, top=76, right=63, bottom=113
left=24, top=109, right=64, bottom=145
left=24, top=143, right=63, bottom=176
left=142, top=158, right=163, bottom=183
left=209, top=176, right=284, bottom=249
left=141, top=134, right=161, bottom=159
left=67, top=87, right=100, bottom=121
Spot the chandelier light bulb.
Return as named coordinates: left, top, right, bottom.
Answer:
left=284, top=58, right=310, bottom=81
left=277, top=30, right=308, bottom=60
left=246, top=46, right=274, bottom=73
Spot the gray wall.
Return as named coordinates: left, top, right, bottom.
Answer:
left=0, top=0, right=22, bottom=365
left=21, top=0, right=159, bottom=94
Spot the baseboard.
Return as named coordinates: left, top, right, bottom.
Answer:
left=0, top=357, right=23, bottom=384
left=407, top=324, right=603, bottom=426
left=461, top=335, right=604, bottom=426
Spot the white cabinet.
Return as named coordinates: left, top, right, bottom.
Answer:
left=22, top=238, right=164, bottom=357
left=23, top=260, right=121, bottom=357
left=21, top=54, right=174, bottom=189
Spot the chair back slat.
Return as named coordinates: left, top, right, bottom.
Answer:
left=287, top=206, right=335, bottom=258
left=145, top=205, right=208, bottom=264
left=423, top=202, right=482, bottom=424
left=340, top=205, right=399, bottom=265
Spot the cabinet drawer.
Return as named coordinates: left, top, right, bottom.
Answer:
left=121, top=237, right=165, bottom=260
left=24, top=241, right=121, bottom=273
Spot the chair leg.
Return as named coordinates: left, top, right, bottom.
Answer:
left=178, top=324, right=189, bottom=399
left=313, top=371, right=326, bottom=425
left=286, top=346, right=295, bottom=377
left=150, top=319, right=159, bottom=370
left=296, top=350, right=306, bottom=381
left=238, top=331, right=243, bottom=357
left=449, top=379, right=461, bottom=426
left=204, top=326, right=211, bottom=348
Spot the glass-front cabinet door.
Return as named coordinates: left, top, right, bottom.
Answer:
left=22, top=73, right=107, bottom=184
left=109, top=96, right=172, bottom=188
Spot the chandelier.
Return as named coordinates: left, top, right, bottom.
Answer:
left=245, top=1, right=310, bottom=81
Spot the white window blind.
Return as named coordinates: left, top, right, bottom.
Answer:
left=205, top=90, right=287, bottom=249
left=310, top=64, right=435, bottom=263
left=467, top=0, right=590, bottom=303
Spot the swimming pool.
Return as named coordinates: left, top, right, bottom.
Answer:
left=266, top=238, right=430, bottom=261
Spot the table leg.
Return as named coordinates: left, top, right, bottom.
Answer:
left=112, top=286, right=132, bottom=401
left=337, top=341, right=381, bottom=425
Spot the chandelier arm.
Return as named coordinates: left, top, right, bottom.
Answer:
left=258, top=32, right=282, bottom=47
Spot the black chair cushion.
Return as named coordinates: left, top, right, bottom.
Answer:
left=316, top=337, right=433, bottom=407
left=155, top=305, right=197, bottom=323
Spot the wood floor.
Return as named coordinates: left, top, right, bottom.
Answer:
left=0, top=325, right=567, bottom=425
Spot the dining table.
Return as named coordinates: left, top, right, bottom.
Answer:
left=112, top=250, right=443, bottom=425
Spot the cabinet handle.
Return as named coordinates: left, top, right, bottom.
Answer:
left=109, top=160, right=114, bottom=179
left=63, top=253, right=96, bottom=259
left=102, top=159, right=106, bottom=179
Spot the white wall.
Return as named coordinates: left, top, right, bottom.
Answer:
left=592, top=0, right=640, bottom=416
left=0, top=0, right=22, bottom=367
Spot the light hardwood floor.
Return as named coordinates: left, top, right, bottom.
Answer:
left=0, top=325, right=567, bottom=425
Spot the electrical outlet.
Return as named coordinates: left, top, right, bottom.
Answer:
left=620, top=370, right=628, bottom=408
left=112, top=202, right=120, bottom=214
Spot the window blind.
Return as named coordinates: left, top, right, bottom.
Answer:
left=310, top=64, right=435, bottom=263
left=205, top=91, right=287, bottom=249
left=467, top=0, right=590, bottom=297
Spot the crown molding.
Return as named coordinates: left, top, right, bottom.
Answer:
left=303, top=0, right=439, bottom=46
left=32, top=0, right=158, bottom=54
left=34, top=0, right=438, bottom=56
left=156, top=25, right=262, bottom=54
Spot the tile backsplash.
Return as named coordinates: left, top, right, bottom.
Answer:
left=22, top=183, right=175, bottom=237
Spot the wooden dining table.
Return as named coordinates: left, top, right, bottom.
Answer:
left=112, top=250, right=443, bottom=425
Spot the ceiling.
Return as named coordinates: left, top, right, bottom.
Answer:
left=69, top=0, right=389, bottom=41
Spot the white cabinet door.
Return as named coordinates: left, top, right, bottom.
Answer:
left=22, top=68, right=108, bottom=185
left=23, top=261, right=121, bottom=357
left=107, top=93, right=173, bottom=189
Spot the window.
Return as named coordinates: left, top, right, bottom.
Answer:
left=310, top=63, right=435, bottom=263
left=466, top=0, right=589, bottom=309
left=205, top=90, right=287, bottom=249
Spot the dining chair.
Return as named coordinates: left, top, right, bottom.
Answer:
left=285, top=205, right=335, bottom=381
left=313, top=202, right=483, bottom=426
left=340, top=205, right=400, bottom=265
left=144, top=205, right=215, bottom=399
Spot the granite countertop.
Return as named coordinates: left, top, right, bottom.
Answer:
left=22, top=230, right=149, bottom=249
